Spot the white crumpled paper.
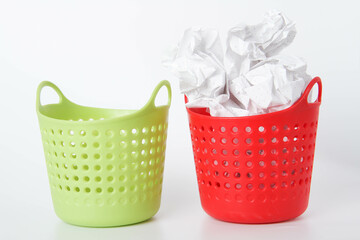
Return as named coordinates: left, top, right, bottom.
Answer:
left=163, top=10, right=312, bottom=117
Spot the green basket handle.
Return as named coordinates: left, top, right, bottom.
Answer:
left=141, top=80, right=172, bottom=111
left=36, top=81, right=68, bottom=111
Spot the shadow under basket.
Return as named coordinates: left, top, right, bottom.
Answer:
left=36, top=80, right=171, bottom=227
left=186, top=77, right=322, bottom=224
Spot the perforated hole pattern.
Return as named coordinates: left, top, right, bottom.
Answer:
left=189, top=121, right=318, bottom=204
left=41, top=123, right=168, bottom=207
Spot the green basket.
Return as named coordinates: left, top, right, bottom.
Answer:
left=36, top=80, right=171, bottom=227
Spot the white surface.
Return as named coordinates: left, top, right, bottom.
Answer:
left=0, top=1, right=360, bottom=239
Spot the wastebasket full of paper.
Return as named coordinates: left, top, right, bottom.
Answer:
left=165, top=10, right=322, bottom=223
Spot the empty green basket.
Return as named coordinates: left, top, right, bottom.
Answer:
left=36, top=80, right=171, bottom=227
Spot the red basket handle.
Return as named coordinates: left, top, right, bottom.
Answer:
left=297, top=77, right=322, bottom=107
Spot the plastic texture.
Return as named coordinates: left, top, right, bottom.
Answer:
left=186, top=77, right=322, bottom=223
left=36, top=80, right=171, bottom=227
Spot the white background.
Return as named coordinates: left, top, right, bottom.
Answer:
left=1, top=0, right=360, bottom=239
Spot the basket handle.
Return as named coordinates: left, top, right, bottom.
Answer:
left=294, top=77, right=322, bottom=109
left=301, top=77, right=322, bottom=106
left=142, top=80, right=172, bottom=111
left=36, top=81, right=67, bottom=111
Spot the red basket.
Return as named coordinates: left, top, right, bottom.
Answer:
left=186, top=77, right=322, bottom=223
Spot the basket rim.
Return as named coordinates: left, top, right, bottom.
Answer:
left=36, top=80, right=171, bottom=124
left=186, top=77, right=322, bottom=121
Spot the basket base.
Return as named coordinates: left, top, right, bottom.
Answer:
left=52, top=198, right=161, bottom=227
left=205, top=210, right=306, bottom=224
left=201, top=203, right=308, bottom=224
left=59, top=215, right=155, bottom=228
left=199, top=192, right=310, bottom=224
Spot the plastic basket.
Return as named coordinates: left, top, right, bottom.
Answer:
left=186, top=77, right=322, bottom=223
left=36, top=80, right=171, bottom=227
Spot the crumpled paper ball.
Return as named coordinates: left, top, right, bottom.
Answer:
left=164, top=10, right=312, bottom=117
